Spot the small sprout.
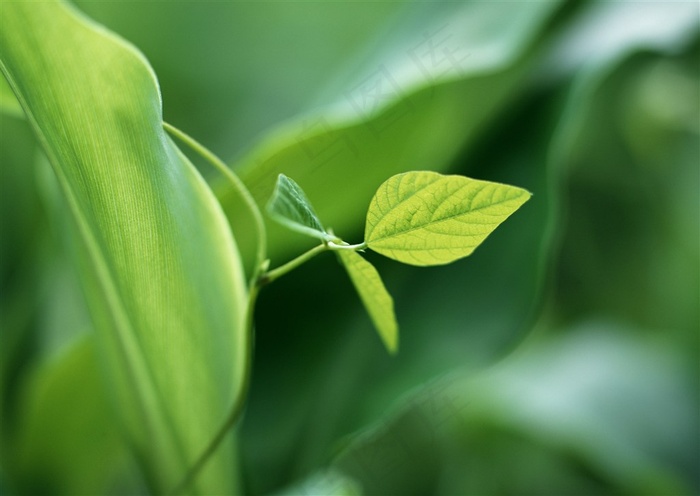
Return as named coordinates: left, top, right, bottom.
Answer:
left=264, top=171, right=531, bottom=354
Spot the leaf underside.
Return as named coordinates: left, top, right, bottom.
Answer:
left=266, top=173, right=329, bottom=241
left=365, top=171, right=531, bottom=266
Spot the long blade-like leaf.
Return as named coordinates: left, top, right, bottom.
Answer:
left=0, top=2, right=248, bottom=493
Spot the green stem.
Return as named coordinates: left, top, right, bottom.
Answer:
left=170, top=242, right=334, bottom=492
left=168, top=243, right=331, bottom=493
left=167, top=244, right=332, bottom=494
left=259, top=244, right=328, bottom=285
left=163, top=122, right=269, bottom=494
left=327, top=241, right=367, bottom=251
left=163, top=121, right=267, bottom=285
left=169, top=282, right=260, bottom=496
left=168, top=237, right=366, bottom=493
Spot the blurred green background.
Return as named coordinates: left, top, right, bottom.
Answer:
left=1, top=0, right=698, bottom=494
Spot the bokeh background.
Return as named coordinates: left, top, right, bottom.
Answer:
left=1, top=0, right=698, bottom=494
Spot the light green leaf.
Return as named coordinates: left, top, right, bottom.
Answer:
left=0, top=2, right=246, bottom=494
left=266, top=174, right=329, bottom=241
left=365, top=171, right=531, bottom=266
left=337, top=250, right=398, bottom=354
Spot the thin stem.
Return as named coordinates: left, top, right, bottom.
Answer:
left=327, top=241, right=367, bottom=251
left=162, top=123, right=373, bottom=493
left=169, top=283, right=260, bottom=496
left=168, top=244, right=331, bottom=494
left=259, top=244, right=328, bottom=286
left=163, top=121, right=267, bottom=285
left=163, top=122, right=268, bottom=494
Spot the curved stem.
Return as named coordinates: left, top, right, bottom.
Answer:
left=163, top=122, right=268, bottom=494
left=327, top=241, right=367, bottom=251
left=163, top=121, right=267, bottom=285
left=156, top=146, right=363, bottom=492
left=260, top=244, right=328, bottom=286
left=169, top=283, right=260, bottom=496
left=168, top=245, right=331, bottom=494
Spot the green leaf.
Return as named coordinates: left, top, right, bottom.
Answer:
left=0, top=2, right=246, bottom=494
left=9, top=336, right=128, bottom=495
left=337, top=250, right=398, bottom=354
left=365, top=171, right=531, bottom=266
left=266, top=174, right=329, bottom=241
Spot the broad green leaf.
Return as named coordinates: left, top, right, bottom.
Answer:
left=365, top=171, right=531, bottom=266
left=266, top=174, right=328, bottom=241
left=337, top=250, right=398, bottom=354
left=0, top=2, right=246, bottom=494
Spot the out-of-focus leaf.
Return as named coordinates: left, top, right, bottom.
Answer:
left=0, top=115, right=43, bottom=443
left=7, top=336, right=129, bottom=495
left=73, top=1, right=404, bottom=159
left=30, top=152, right=95, bottom=356
left=333, top=324, right=697, bottom=495
left=275, top=469, right=362, bottom=496
left=337, top=250, right=398, bottom=354
left=0, top=2, right=247, bottom=493
left=0, top=75, right=22, bottom=118
left=542, top=28, right=699, bottom=342
left=218, top=0, right=564, bottom=265
left=541, top=0, right=699, bottom=78
left=266, top=174, right=329, bottom=241
left=365, top=171, right=530, bottom=266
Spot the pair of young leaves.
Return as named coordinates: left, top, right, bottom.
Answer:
left=266, top=171, right=531, bottom=354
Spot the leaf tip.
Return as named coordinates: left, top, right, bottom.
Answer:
left=386, top=334, right=399, bottom=355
